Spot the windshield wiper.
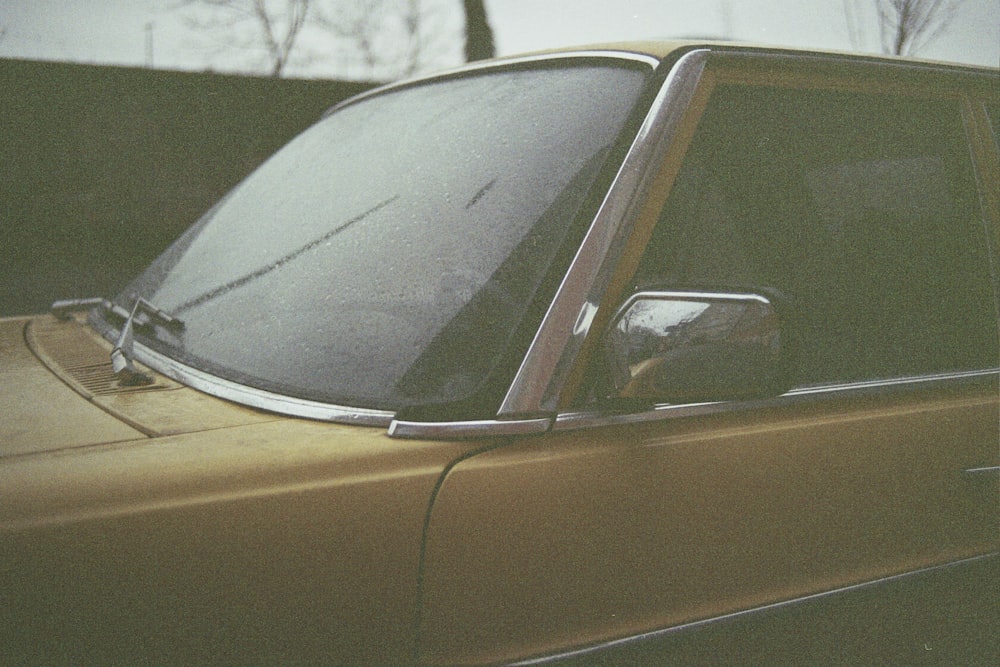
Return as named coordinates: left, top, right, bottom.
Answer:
left=111, top=298, right=184, bottom=385
left=51, top=296, right=184, bottom=386
left=52, top=297, right=122, bottom=321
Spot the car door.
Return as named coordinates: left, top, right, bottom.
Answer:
left=416, top=53, right=999, bottom=666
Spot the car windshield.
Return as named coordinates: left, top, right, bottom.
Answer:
left=104, top=59, right=649, bottom=412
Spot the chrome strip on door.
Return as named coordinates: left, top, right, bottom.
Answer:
left=553, top=368, right=1000, bottom=432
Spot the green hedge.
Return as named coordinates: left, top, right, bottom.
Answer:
left=0, top=59, right=372, bottom=315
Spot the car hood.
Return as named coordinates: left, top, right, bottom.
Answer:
left=1, top=316, right=484, bottom=664
left=0, top=314, right=287, bottom=457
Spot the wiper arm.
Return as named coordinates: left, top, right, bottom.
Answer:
left=52, top=297, right=123, bottom=321
left=50, top=296, right=184, bottom=386
left=111, top=298, right=184, bottom=385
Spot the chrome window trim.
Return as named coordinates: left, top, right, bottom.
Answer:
left=387, top=416, right=552, bottom=440
left=510, top=551, right=999, bottom=666
left=963, top=465, right=1000, bottom=476
left=119, top=323, right=990, bottom=438
left=124, top=337, right=395, bottom=426
left=389, top=368, right=999, bottom=439
left=324, top=50, right=661, bottom=116
left=499, top=48, right=712, bottom=417
left=783, top=367, right=1000, bottom=397
left=553, top=368, right=1000, bottom=432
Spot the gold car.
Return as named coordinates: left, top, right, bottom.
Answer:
left=2, top=42, right=997, bottom=665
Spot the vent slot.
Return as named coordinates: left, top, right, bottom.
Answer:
left=27, top=317, right=176, bottom=398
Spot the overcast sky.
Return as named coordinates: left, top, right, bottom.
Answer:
left=1, top=0, right=997, bottom=79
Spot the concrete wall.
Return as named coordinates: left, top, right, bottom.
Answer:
left=1, top=59, right=372, bottom=315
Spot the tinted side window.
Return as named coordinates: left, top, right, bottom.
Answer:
left=635, top=84, right=998, bottom=385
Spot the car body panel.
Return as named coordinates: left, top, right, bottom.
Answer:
left=1, top=320, right=480, bottom=664
left=416, top=45, right=1000, bottom=666
left=23, top=314, right=284, bottom=437
left=418, top=385, right=998, bottom=665
left=0, top=316, right=145, bottom=455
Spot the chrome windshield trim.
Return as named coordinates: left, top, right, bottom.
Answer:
left=124, top=337, right=395, bottom=426
left=511, top=552, right=999, bottom=665
left=387, top=416, right=552, bottom=440
left=499, top=49, right=711, bottom=417
left=325, top=50, right=661, bottom=116
left=554, top=368, right=1000, bottom=431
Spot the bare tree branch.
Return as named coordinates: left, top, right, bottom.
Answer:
left=874, top=0, right=959, bottom=56
left=179, top=0, right=462, bottom=80
left=843, top=0, right=959, bottom=56
left=310, top=0, right=390, bottom=75
left=178, top=0, right=310, bottom=76
left=310, top=0, right=459, bottom=80
left=251, top=0, right=309, bottom=75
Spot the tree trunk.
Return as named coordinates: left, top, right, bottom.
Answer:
left=463, top=0, right=495, bottom=62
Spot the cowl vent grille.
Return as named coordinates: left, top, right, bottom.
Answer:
left=27, top=316, right=176, bottom=398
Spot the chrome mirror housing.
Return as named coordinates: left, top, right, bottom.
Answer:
left=603, top=291, right=785, bottom=404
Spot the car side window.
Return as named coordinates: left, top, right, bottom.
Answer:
left=633, top=82, right=998, bottom=386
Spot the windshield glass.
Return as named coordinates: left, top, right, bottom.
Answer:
left=108, top=60, right=649, bottom=411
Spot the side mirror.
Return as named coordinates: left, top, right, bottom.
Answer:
left=603, top=291, right=786, bottom=404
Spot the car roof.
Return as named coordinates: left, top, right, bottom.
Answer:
left=332, top=39, right=996, bottom=120
left=506, top=39, right=999, bottom=74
